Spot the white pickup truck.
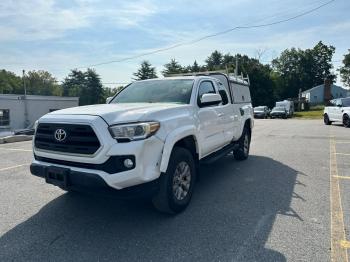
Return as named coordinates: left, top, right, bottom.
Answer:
left=30, top=72, right=254, bottom=213
left=324, top=97, right=350, bottom=128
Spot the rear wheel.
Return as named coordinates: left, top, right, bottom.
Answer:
left=343, top=114, right=350, bottom=128
left=324, top=114, right=332, bottom=125
left=234, top=127, right=251, bottom=161
left=152, top=147, right=196, bottom=214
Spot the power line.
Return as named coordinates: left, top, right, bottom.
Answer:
left=80, top=0, right=336, bottom=69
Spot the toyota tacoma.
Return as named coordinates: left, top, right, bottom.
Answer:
left=30, top=72, right=254, bottom=213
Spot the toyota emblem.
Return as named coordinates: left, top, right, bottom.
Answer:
left=54, top=129, right=67, bottom=142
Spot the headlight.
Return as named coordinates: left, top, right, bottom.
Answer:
left=109, top=122, right=160, bottom=142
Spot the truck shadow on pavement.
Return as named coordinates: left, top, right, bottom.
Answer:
left=0, top=155, right=301, bottom=262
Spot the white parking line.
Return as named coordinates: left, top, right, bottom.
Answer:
left=335, top=153, right=350, bottom=156
left=0, top=148, right=32, bottom=152
left=0, top=164, right=30, bottom=172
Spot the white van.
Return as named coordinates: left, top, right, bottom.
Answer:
left=275, top=100, right=294, bottom=117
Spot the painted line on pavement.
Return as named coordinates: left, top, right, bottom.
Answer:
left=0, top=148, right=32, bottom=152
left=336, top=153, right=350, bottom=156
left=0, top=164, right=30, bottom=172
left=333, top=175, right=350, bottom=180
left=330, top=138, right=349, bottom=262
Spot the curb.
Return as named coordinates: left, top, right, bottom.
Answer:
left=0, top=135, right=33, bottom=144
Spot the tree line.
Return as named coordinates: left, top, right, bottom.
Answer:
left=1, top=41, right=349, bottom=107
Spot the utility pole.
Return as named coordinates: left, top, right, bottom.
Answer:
left=23, top=70, right=29, bottom=127
left=235, top=56, right=238, bottom=76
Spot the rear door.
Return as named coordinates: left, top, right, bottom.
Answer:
left=334, top=99, right=343, bottom=121
left=215, top=80, right=236, bottom=144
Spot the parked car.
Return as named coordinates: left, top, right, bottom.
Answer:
left=275, top=100, right=294, bottom=117
left=30, top=72, right=254, bottom=214
left=254, top=106, right=269, bottom=119
left=324, top=97, right=350, bottom=127
left=270, top=106, right=288, bottom=119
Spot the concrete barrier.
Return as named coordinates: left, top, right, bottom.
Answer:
left=0, top=135, right=33, bottom=144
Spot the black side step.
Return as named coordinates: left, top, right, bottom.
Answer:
left=200, top=142, right=239, bottom=164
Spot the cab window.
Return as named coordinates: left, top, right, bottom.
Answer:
left=217, top=81, right=229, bottom=105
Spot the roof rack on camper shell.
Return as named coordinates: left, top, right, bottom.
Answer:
left=165, top=70, right=250, bottom=86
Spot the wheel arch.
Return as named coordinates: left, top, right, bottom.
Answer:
left=160, top=127, right=199, bottom=173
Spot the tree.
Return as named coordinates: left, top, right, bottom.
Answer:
left=62, top=68, right=104, bottom=105
left=85, top=69, right=104, bottom=104
left=205, top=50, right=223, bottom=70
left=272, top=41, right=336, bottom=99
left=133, top=61, right=157, bottom=80
left=0, top=69, right=22, bottom=94
left=161, top=59, right=183, bottom=76
left=233, top=54, right=276, bottom=107
left=191, top=60, right=200, bottom=72
left=24, top=70, right=62, bottom=96
left=339, top=49, right=350, bottom=87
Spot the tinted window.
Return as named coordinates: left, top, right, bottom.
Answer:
left=111, top=79, right=194, bottom=104
left=0, top=109, right=10, bottom=126
left=342, top=98, right=350, bottom=107
left=198, top=81, right=216, bottom=99
left=217, top=81, right=229, bottom=105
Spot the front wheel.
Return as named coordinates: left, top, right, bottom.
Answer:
left=343, top=114, right=350, bottom=128
left=324, top=114, right=332, bottom=125
left=152, top=147, right=196, bottom=214
left=234, top=127, right=251, bottom=161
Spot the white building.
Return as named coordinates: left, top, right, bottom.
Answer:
left=0, top=94, right=79, bottom=130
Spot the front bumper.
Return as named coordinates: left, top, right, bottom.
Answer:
left=270, top=113, right=286, bottom=118
left=30, top=163, right=159, bottom=198
left=32, top=115, right=165, bottom=190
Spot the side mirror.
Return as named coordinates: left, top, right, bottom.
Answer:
left=337, top=104, right=342, bottom=107
left=199, top=93, right=222, bottom=107
left=106, top=97, right=113, bottom=104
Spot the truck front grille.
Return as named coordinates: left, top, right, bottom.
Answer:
left=34, top=123, right=101, bottom=155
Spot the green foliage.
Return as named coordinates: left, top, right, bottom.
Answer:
left=0, top=69, right=22, bottom=94
left=205, top=50, right=223, bottom=70
left=25, top=70, right=62, bottom=96
left=339, top=49, right=350, bottom=87
left=62, top=68, right=104, bottom=105
left=103, top=86, right=124, bottom=102
left=162, top=59, right=183, bottom=76
left=133, top=61, right=157, bottom=80
left=272, top=41, right=336, bottom=99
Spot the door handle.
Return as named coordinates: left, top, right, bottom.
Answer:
left=218, top=113, right=224, bottom=117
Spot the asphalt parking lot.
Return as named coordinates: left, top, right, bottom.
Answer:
left=0, top=119, right=349, bottom=262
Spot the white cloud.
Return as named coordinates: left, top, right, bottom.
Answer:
left=0, top=0, right=160, bottom=41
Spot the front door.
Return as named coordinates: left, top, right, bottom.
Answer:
left=197, top=80, right=226, bottom=157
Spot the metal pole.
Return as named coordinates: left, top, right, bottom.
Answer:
left=23, top=70, right=29, bottom=127
left=235, top=56, right=238, bottom=76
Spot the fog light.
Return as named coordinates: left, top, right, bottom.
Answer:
left=123, top=158, right=134, bottom=168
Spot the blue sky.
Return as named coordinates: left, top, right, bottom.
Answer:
left=0, top=0, right=349, bottom=86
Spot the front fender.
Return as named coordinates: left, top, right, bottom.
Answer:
left=159, top=126, right=198, bottom=173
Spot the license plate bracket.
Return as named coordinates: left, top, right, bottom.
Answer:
left=45, top=166, right=70, bottom=188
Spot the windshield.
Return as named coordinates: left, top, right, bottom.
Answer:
left=273, top=107, right=285, bottom=111
left=110, top=79, right=194, bottom=104
left=342, top=98, right=350, bottom=107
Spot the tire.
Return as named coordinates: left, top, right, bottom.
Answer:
left=152, top=147, right=196, bottom=214
left=233, top=126, right=251, bottom=161
left=324, top=114, right=332, bottom=125
left=343, top=114, right=350, bottom=128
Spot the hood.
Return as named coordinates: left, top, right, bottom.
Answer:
left=49, top=103, right=188, bottom=124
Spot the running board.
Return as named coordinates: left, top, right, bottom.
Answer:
left=200, top=143, right=239, bottom=164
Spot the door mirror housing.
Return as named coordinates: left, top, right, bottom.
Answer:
left=106, top=97, right=113, bottom=104
left=199, top=93, right=222, bottom=107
